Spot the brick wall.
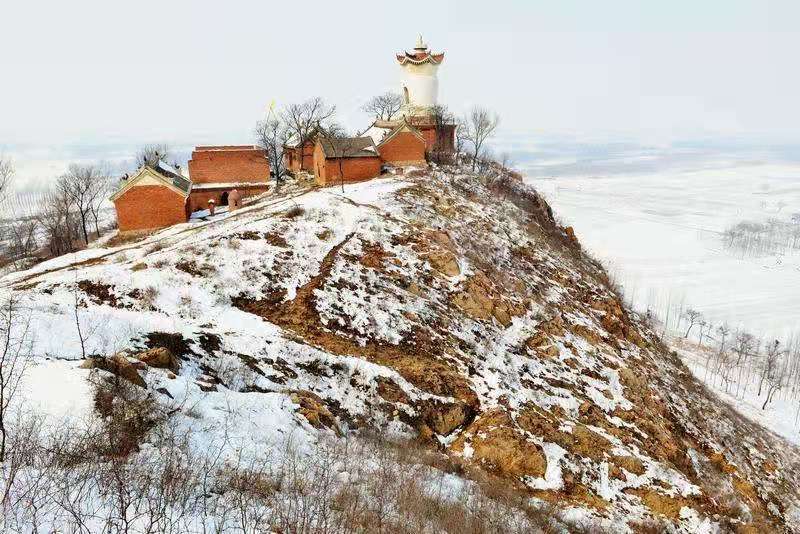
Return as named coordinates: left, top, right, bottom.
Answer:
left=188, top=185, right=269, bottom=213
left=188, top=147, right=270, bottom=184
left=114, top=185, right=188, bottom=232
left=313, top=144, right=382, bottom=186
left=417, top=125, right=455, bottom=152
left=378, top=131, right=427, bottom=165
left=284, top=142, right=315, bottom=173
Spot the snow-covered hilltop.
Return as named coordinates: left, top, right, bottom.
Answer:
left=5, top=167, right=800, bottom=532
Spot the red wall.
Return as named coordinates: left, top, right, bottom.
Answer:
left=188, top=185, right=269, bottom=212
left=188, top=147, right=270, bottom=184
left=114, top=185, right=188, bottom=232
left=378, top=131, right=427, bottom=165
left=284, top=142, right=315, bottom=173
left=313, top=143, right=382, bottom=186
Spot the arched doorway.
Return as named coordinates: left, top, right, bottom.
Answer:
left=220, top=191, right=229, bottom=206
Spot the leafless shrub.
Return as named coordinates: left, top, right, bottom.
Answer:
left=139, top=286, right=159, bottom=309
left=284, top=206, right=305, bottom=219
left=145, top=241, right=167, bottom=254
left=1, top=401, right=569, bottom=533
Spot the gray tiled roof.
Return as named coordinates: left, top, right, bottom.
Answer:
left=153, top=162, right=191, bottom=193
left=318, top=137, right=379, bottom=158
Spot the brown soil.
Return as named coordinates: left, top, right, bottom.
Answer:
left=264, top=232, right=289, bottom=248
left=290, top=390, right=340, bottom=434
left=232, top=233, right=478, bottom=434
left=143, top=332, right=196, bottom=360
left=175, top=260, right=215, bottom=277
left=78, top=280, right=122, bottom=308
left=453, top=408, right=547, bottom=480
left=135, top=347, right=180, bottom=372
left=358, top=241, right=393, bottom=271
left=451, top=271, right=526, bottom=327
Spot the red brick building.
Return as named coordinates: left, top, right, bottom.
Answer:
left=283, top=136, right=317, bottom=174
left=187, top=145, right=270, bottom=212
left=111, top=146, right=271, bottom=233
left=376, top=122, right=427, bottom=166
left=111, top=163, right=191, bottom=233
left=312, top=137, right=382, bottom=187
left=374, top=117, right=455, bottom=156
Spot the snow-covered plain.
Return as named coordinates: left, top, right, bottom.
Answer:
left=511, top=138, right=800, bottom=338
left=672, top=337, right=800, bottom=447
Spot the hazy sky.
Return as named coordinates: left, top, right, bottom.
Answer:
left=2, top=0, right=800, bottom=179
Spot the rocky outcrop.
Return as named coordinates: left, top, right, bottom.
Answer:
left=454, top=409, right=547, bottom=480
left=290, top=390, right=339, bottom=433
left=81, top=354, right=146, bottom=388
left=452, top=271, right=526, bottom=327
left=417, top=398, right=473, bottom=436
left=135, top=347, right=180, bottom=372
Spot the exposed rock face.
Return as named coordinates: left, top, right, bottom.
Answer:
left=452, top=271, right=525, bottom=326
left=453, top=409, right=547, bottom=480
left=290, top=390, right=339, bottom=433
left=417, top=398, right=472, bottom=436
left=81, top=354, right=146, bottom=388
left=425, top=249, right=460, bottom=277
left=135, top=347, right=179, bottom=372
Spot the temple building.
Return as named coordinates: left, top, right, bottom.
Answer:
left=371, top=36, right=456, bottom=158
left=112, top=145, right=270, bottom=234
left=186, top=145, right=270, bottom=212
left=396, top=35, right=445, bottom=117
left=312, top=137, right=382, bottom=187
left=111, top=162, right=191, bottom=233
left=298, top=36, right=456, bottom=186
left=111, top=36, right=457, bottom=232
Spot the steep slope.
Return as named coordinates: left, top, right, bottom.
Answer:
left=7, top=169, right=800, bottom=532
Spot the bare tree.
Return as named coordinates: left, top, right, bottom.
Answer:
left=759, top=339, right=784, bottom=402
left=57, top=164, right=108, bottom=245
left=362, top=92, right=403, bottom=121
left=5, top=218, right=38, bottom=265
left=697, top=319, right=710, bottom=345
left=0, top=157, right=13, bottom=203
left=0, top=294, right=32, bottom=462
left=135, top=144, right=174, bottom=168
left=36, top=188, right=81, bottom=257
left=682, top=308, right=702, bottom=339
left=255, top=117, right=290, bottom=185
left=88, top=173, right=111, bottom=238
left=455, top=117, right=468, bottom=161
left=462, top=106, right=500, bottom=171
left=281, top=97, right=336, bottom=157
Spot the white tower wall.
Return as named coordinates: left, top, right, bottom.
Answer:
left=397, top=37, right=442, bottom=117
left=400, top=65, right=439, bottom=110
